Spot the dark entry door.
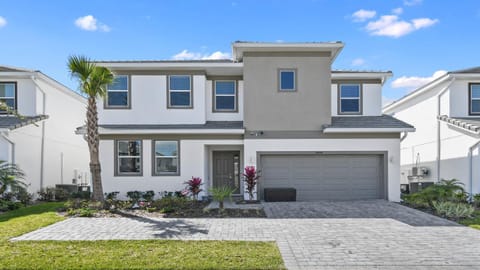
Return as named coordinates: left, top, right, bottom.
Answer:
left=213, top=151, right=240, bottom=194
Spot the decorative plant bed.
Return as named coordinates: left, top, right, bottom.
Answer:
left=164, top=207, right=266, bottom=218
left=236, top=200, right=261, bottom=204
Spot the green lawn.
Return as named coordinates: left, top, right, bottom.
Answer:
left=0, top=203, right=285, bottom=269
left=459, top=210, right=480, bottom=230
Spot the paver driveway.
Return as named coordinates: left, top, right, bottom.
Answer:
left=13, top=200, right=480, bottom=270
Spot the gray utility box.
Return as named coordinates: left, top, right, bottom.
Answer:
left=264, top=188, right=296, bottom=202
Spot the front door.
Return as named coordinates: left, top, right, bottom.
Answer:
left=212, top=151, right=241, bottom=194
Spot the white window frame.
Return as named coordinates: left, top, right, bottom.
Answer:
left=469, top=83, right=480, bottom=115
left=106, top=75, right=130, bottom=109
left=116, top=140, right=142, bottom=176
left=0, top=82, right=17, bottom=112
left=278, top=69, right=296, bottom=92
left=339, top=83, right=362, bottom=115
left=168, top=75, right=192, bottom=108
left=214, top=80, right=237, bottom=112
left=153, top=140, right=180, bottom=176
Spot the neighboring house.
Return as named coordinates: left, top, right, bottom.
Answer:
left=0, top=66, right=90, bottom=194
left=94, top=42, right=414, bottom=202
left=384, top=67, right=480, bottom=196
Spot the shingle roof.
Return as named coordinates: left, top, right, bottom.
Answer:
left=449, top=67, right=480, bottom=74
left=0, top=115, right=48, bottom=130
left=94, top=59, right=234, bottom=64
left=328, top=115, right=414, bottom=129
left=98, top=121, right=244, bottom=130
left=437, top=115, right=480, bottom=134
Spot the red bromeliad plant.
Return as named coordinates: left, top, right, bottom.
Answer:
left=184, top=177, right=203, bottom=200
left=242, top=166, right=260, bottom=201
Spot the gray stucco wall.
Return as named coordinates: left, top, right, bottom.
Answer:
left=243, top=55, right=331, bottom=131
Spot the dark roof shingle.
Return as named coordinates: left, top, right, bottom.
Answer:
left=0, top=115, right=48, bottom=130
left=328, top=115, right=414, bottom=129
left=98, top=121, right=244, bottom=130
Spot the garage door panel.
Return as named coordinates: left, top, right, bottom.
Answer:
left=260, top=154, right=384, bottom=201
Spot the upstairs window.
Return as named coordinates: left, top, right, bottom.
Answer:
left=339, top=84, right=362, bottom=114
left=278, top=69, right=296, bottom=91
left=168, top=75, right=192, bottom=108
left=116, top=140, right=142, bottom=176
left=0, top=82, right=17, bottom=112
left=469, top=83, right=480, bottom=115
left=153, top=140, right=179, bottom=175
left=214, top=81, right=236, bottom=112
left=106, top=75, right=129, bottom=108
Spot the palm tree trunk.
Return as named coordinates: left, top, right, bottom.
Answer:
left=87, top=97, right=104, bottom=201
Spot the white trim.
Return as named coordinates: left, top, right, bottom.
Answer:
left=323, top=127, right=415, bottom=133
left=99, top=128, right=245, bottom=135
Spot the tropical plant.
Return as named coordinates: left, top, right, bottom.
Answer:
left=402, top=179, right=467, bottom=208
left=0, top=161, right=26, bottom=196
left=433, top=201, right=475, bottom=220
left=242, top=166, right=260, bottom=201
left=473, top=194, right=480, bottom=208
left=209, top=186, right=236, bottom=209
left=126, top=191, right=142, bottom=204
left=68, top=55, right=114, bottom=202
left=142, top=190, right=155, bottom=202
left=184, top=177, right=203, bottom=200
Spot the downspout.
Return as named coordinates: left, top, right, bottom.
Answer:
left=469, top=140, right=480, bottom=201
left=436, top=77, right=455, bottom=182
left=31, top=74, right=47, bottom=190
left=400, top=131, right=408, bottom=142
left=1, top=132, right=15, bottom=164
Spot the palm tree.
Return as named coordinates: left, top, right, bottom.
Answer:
left=68, top=55, right=114, bottom=202
left=0, top=160, right=26, bottom=195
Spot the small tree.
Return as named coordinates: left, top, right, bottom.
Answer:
left=242, top=166, right=260, bottom=201
left=184, top=177, right=203, bottom=200
left=0, top=161, right=26, bottom=196
left=209, top=186, right=236, bottom=209
left=68, top=55, right=114, bottom=202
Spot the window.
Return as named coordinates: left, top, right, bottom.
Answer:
left=214, top=81, right=236, bottom=111
left=279, top=69, right=296, bottom=91
left=153, top=141, right=179, bottom=175
left=339, top=84, right=362, bottom=114
left=0, top=82, right=17, bottom=112
left=116, top=140, right=142, bottom=175
left=106, top=75, right=129, bottom=108
left=168, top=75, right=192, bottom=108
left=469, top=83, right=480, bottom=115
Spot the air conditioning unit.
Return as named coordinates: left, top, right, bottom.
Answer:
left=412, top=167, right=429, bottom=177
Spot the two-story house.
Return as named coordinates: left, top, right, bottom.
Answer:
left=95, top=42, right=414, bottom=202
left=384, top=67, right=480, bottom=197
left=0, top=66, right=90, bottom=194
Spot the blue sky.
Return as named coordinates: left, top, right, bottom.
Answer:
left=0, top=0, right=479, bottom=104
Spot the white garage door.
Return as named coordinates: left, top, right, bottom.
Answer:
left=260, top=154, right=385, bottom=201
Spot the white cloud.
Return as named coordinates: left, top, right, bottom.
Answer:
left=352, top=9, right=377, bottom=22
left=0, top=16, right=6, bottom=28
left=172, top=50, right=231, bottom=60
left=404, top=0, right=423, bottom=6
left=392, top=7, right=403, bottom=15
left=391, top=70, right=447, bottom=91
left=366, top=15, right=438, bottom=38
left=74, top=15, right=110, bottom=32
left=351, top=58, right=366, bottom=66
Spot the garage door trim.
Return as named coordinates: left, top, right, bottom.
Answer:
left=257, top=151, right=388, bottom=201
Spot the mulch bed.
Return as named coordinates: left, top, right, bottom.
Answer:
left=61, top=201, right=266, bottom=219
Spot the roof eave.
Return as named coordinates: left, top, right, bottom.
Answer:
left=323, top=127, right=415, bottom=133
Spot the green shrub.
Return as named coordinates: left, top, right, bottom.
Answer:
left=473, top=194, right=480, bottom=208
left=143, top=190, right=155, bottom=202
left=209, top=186, right=236, bottom=209
left=37, top=187, right=69, bottom=201
left=402, top=179, right=466, bottom=208
left=0, top=200, right=22, bottom=212
left=153, top=196, right=190, bottom=212
left=433, top=201, right=474, bottom=220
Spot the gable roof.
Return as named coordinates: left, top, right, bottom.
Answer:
left=384, top=66, right=480, bottom=113
left=0, top=115, right=48, bottom=130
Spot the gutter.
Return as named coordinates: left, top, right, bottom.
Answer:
left=436, top=78, right=456, bottom=182
left=31, top=74, right=47, bottom=190
left=469, top=140, right=480, bottom=200
left=323, top=127, right=415, bottom=133
left=1, top=131, right=15, bottom=163
left=400, top=131, right=409, bottom=142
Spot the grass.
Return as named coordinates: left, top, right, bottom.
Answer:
left=459, top=209, right=480, bottom=230
left=0, top=203, right=285, bottom=269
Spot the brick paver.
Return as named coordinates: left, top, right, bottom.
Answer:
left=12, top=200, right=480, bottom=270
